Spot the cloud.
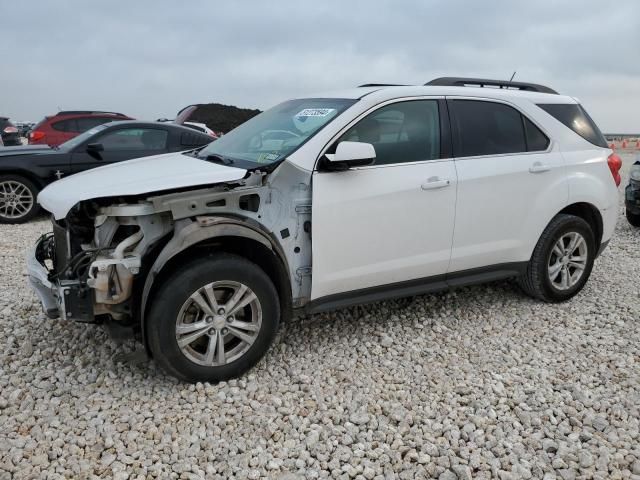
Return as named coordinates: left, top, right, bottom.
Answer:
left=1, top=0, right=639, bottom=132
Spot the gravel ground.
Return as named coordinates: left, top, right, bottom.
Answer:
left=1, top=154, right=639, bottom=480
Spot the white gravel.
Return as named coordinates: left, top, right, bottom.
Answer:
left=1, top=154, right=639, bottom=479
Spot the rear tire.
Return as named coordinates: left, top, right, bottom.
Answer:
left=626, top=209, right=640, bottom=227
left=519, top=214, right=596, bottom=302
left=147, top=253, right=280, bottom=383
left=0, top=175, right=40, bottom=224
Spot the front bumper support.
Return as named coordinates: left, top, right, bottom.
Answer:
left=26, top=243, right=60, bottom=319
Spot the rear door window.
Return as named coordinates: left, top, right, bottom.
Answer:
left=537, top=103, right=607, bottom=148
left=99, top=128, right=168, bottom=151
left=449, top=100, right=527, bottom=157
left=523, top=117, right=550, bottom=151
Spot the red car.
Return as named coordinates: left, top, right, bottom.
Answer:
left=29, top=110, right=133, bottom=147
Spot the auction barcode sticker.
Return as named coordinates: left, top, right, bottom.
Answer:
left=295, top=108, right=336, bottom=117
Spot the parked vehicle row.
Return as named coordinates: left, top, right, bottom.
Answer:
left=13, top=121, right=36, bottom=138
left=0, top=121, right=213, bottom=222
left=26, top=77, right=621, bottom=382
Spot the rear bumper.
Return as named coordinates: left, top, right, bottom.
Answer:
left=26, top=241, right=60, bottom=319
left=1, top=136, right=21, bottom=146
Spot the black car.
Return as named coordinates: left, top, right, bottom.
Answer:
left=0, top=117, right=21, bottom=146
left=0, top=121, right=214, bottom=223
left=626, top=159, right=640, bottom=227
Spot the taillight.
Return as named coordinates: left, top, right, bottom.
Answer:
left=3, top=126, right=18, bottom=134
left=29, top=131, right=45, bottom=142
left=608, top=152, right=622, bottom=187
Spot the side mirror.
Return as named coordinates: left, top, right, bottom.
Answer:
left=324, top=141, right=376, bottom=171
left=86, top=143, right=104, bottom=153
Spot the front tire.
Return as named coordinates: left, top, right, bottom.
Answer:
left=0, top=175, right=40, bottom=224
left=147, top=253, right=280, bottom=382
left=626, top=208, right=640, bottom=227
left=519, top=214, right=596, bottom=302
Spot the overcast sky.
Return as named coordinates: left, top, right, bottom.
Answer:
left=2, top=0, right=639, bottom=132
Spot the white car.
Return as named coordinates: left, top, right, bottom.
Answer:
left=183, top=121, right=219, bottom=139
left=28, top=77, right=621, bottom=382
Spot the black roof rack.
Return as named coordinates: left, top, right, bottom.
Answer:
left=425, top=77, right=558, bottom=95
left=358, top=83, right=408, bottom=88
left=57, top=110, right=127, bottom=116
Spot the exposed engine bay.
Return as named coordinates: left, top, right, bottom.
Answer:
left=36, top=202, right=173, bottom=323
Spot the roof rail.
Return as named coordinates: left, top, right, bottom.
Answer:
left=425, top=77, right=558, bottom=95
left=57, top=110, right=127, bottom=116
left=358, top=83, right=408, bottom=88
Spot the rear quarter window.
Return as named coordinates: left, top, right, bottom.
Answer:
left=537, top=103, right=607, bottom=148
left=76, top=117, right=115, bottom=132
left=52, top=119, right=79, bottom=132
left=181, top=131, right=211, bottom=147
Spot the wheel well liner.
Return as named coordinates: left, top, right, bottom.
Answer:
left=139, top=222, right=292, bottom=355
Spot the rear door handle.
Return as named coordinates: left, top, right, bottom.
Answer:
left=529, top=162, right=551, bottom=173
left=421, top=177, right=451, bottom=190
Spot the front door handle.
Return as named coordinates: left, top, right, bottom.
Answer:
left=421, top=177, right=451, bottom=190
left=529, top=162, right=551, bottom=173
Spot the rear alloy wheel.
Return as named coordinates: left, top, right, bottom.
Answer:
left=0, top=175, right=40, bottom=224
left=519, top=214, right=595, bottom=302
left=546, top=232, right=588, bottom=290
left=147, top=253, right=280, bottom=382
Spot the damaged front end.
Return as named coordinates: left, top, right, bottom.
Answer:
left=29, top=202, right=173, bottom=324
left=28, top=159, right=313, bottom=340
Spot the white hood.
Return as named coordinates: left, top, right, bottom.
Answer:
left=38, top=151, right=247, bottom=219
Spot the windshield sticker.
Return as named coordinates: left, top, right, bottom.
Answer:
left=256, top=152, right=280, bottom=163
left=295, top=108, right=336, bottom=118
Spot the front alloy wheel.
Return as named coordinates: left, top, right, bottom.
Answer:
left=176, top=281, right=262, bottom=367
left=147, top=253, right=280, bottom=382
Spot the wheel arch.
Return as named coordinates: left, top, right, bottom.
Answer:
left=0, top=168, right=47, bottom=190
left=138, top=218, right=292, bottom=355
left=557, top=202, right=603, bottom=250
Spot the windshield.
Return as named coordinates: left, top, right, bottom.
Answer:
left=58, top=124, right=109, bottom=151
left=197, top=98, right=356, bottom=166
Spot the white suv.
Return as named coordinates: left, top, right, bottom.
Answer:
left=28, top=77, right=621, bottom=382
